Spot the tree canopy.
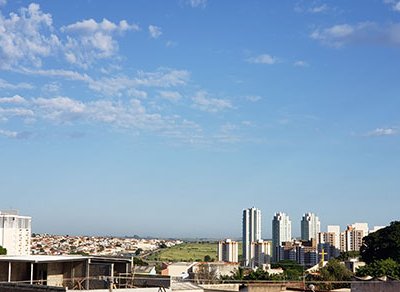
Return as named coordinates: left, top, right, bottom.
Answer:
left=356, top=258, right=400, bottom=279
left=360, top=221, right=400, bottom=264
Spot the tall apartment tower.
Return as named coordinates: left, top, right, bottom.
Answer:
left=242, top=207, right=262, bottom=266
left=0, top=210, right=31, bottom=255
left=272, top=212, right=292, bottom=262
left=301, top=212, right=321, bottom=242
left=252, top=239, right=272, bottom=267
left=218, top=239, right=239, bottom=263
left=340, top=223, right=369, bottom=252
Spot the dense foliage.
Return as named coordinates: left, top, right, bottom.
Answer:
left=309, top=259, right=353, bottom=291
left=360, top=221, right=400, bottom=264
left=0, top=245, right=6, bottom=255
left=356, top=221, right=400, bottom=278
left=356, top=258, right=400, bottom=279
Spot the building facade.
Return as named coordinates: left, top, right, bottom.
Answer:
left=242, top=207, right=261, bottom=266
left=0, top=210, right=31, bottom=256
left=218, top=239, right=238, bottom=263
left=252, top=239, right=272, bottom=268
left=340, top=225, right=365, bottom=252
left=272, top=212, right=291, bottom=262
left=301, top=212, right=321, bottom=242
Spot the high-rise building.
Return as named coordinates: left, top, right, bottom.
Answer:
left=0, top=210, right=31, bottom=255
left=340, top=225, right=366, bottom=252
left=252, top=239, right=272, bottom=268
left=301, top=212, right=321, bottom=242
left=218, top=239, right=239, bottom=263
left=242, top=207, right=261, bottom=266
left=272, top=212, right=291, bottom=262
left=327, top=225, right=341, bottom=249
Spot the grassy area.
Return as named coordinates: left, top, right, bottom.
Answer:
left=146, top=241, right=242, bottom=262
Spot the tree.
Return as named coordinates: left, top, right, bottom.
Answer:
left=272, top=260, right=304, bottom=281
left=135, top=248, right=143, bottom=256
left=194, top=263, right=218, bottom=284
left=312, top=259, right=353, bottom=291
left=336, top=251, right=360, bottom=261
left=360, top=221, right=400, bottom=264
left=204, top=255, right=212, bottom=262
left=0, top=246, right=6, bottom=255
left=356, top=258, right=400, bottom=279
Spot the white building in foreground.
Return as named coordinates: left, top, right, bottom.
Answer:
left=0, top=210, right=31, bottom=255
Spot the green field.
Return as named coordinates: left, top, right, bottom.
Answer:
left=146, top=242, right=242, bottom=262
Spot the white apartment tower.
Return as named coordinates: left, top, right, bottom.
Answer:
left=0, top=210, right=31, bottom=255
left=242, top=207, right=261, bottom=266
left=218, top=239, right=239, bottom=263
left=252, top=239, right=272, bottom=268
left=272, top=212, right=292, bottom=262
left=301, top=212, right=321, bottom=242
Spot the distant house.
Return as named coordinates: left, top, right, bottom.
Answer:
left=161, top=262, right=197, bottom=278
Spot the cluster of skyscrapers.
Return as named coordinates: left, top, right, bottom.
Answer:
left=217, top=207, right=383, bottom=268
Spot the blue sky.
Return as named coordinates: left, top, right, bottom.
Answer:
left=0, top=0, right=399, bottom=238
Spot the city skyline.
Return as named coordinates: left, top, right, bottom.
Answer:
left=1, top=0, right=399, bottom=238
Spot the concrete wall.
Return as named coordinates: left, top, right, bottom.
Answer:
left=352, top=281, right=400, bottom=292
left=245, top=283, right=286, bottom=292
left=0, top=283, right=66, bottom=292
left=47, top=262, right=64, bottom=287
left=200, top=284, right=239, bottom=292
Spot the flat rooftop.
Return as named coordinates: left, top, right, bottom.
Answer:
left=0, top=255, right=130, bottom=263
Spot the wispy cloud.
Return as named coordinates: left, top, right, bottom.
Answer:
left=187, top=0, right=207, bottom=8
left=366, top=127, right=398, bottom=137
left=0, top=79, right=33, bottom=90
left=245, top=95, right=262, bottom=102
left=311, top=22, right=400, bottom=47
left=293, top=60, right=309, bottom=67
left=148, top=25, right=162, bottom=39
left=246, top=54, right=278, bottom=64
left=0, top=129, right=18, bottom=138
left=0, top=95, right=27, bottom=104
left=309, top=4, right=329, bottom=13
left=191, top=91, right=233, bottom=113
left=158, top=91, right=182, bottom=102
left=384, top=0, right=400, bottom=12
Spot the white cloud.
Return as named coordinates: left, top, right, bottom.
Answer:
left=294, top=60, right=309, bottom=67
left=148, top=25, right=162, bottom=39
left=245, top=95, right=262, bottom=102
left=367, top=127, right=398, bottom=136
left=0, top=79, right=33, bottom=90
left=18, top=67, right=190, bottom=97
left=166, top=40, right=177, bottom=48
left=311, top=22, right=400, bottom=47
left=0, top=3, right=60, bottom=68
left=309, top=4, right=329, bottom=13
left=191, top=91, right=233, bottom=113
left=0, top=95, right=26, bottom=104
left=0, top=95, right=203, bottom=142
left=384, top=0, right=400, bottom=12
left=247, top=54, right=278, bottom=64
left=159, top=91, right=182, bottom=102
left=187, top=0, right=207, bottom=8
left=62, top=18, right=139, bottom=33
left=0, top=129, right=18, bottom=138
left=62, top=18, right=139, bottom=67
